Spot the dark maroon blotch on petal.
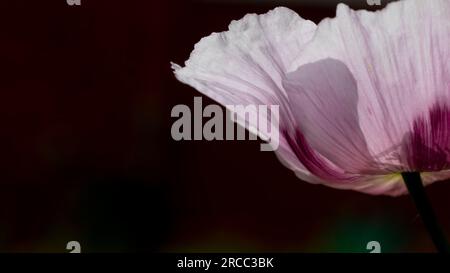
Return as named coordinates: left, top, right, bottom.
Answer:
left=402, top=103, right=450, bottom=171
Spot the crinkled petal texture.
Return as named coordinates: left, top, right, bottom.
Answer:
left=173, top=7, right=319, bottom=182
left=173, top=0, right=450, bottom=196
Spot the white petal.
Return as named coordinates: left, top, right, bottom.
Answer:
left=292, top=0, right=450, bottom=171
left=173, top=7, right=316, bottom=107
left=283, top=58, right=383, bottom=176
left=173, top=7, right=317, bottom=179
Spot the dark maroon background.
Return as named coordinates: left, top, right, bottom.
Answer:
left=0, top=0, right=448, bottom=252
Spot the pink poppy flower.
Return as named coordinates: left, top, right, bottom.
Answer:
left=172, top=0, right=450, bottom=198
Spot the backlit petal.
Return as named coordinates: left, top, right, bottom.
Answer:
left=173, top=7, right=317, bottom=180
left=293, top=0, right=450, bottom=173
